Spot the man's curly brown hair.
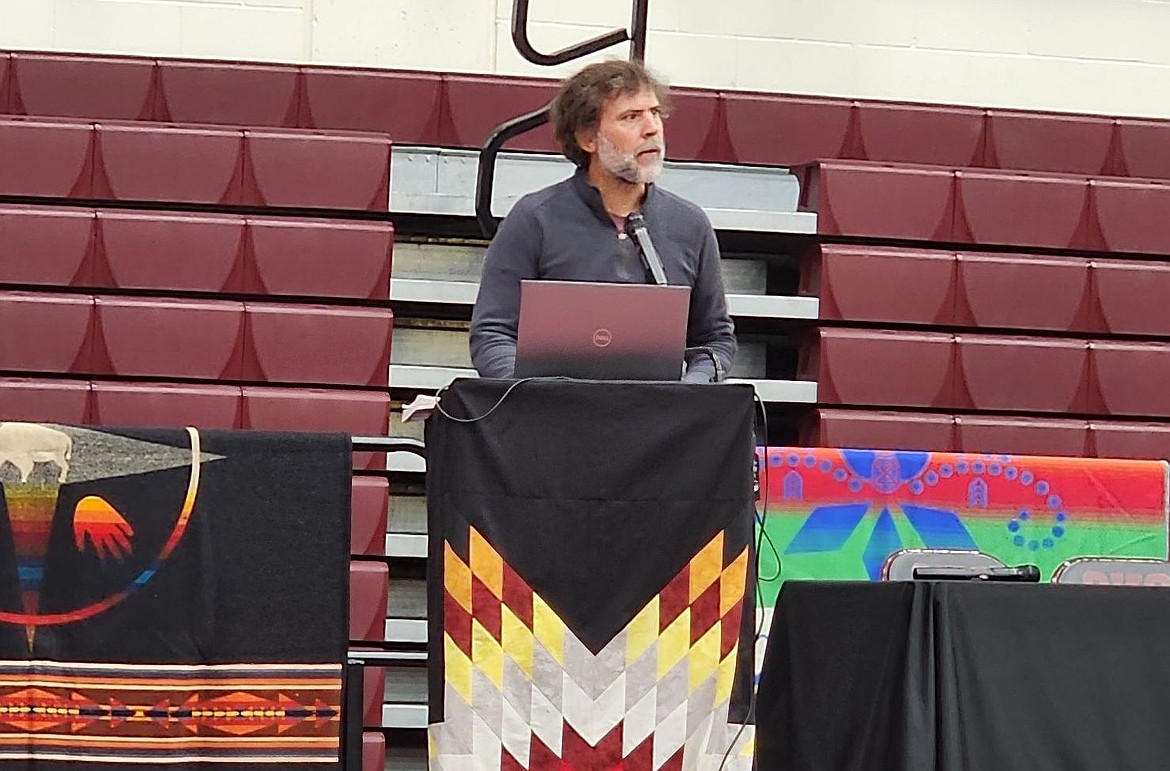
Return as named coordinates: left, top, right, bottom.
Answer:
left=550, top=60, right=670, bottom=169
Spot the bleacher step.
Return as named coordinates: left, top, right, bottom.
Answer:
left=391, top=242, right=769, bottom=294
left=386, top=363, right=816, bottom=405
left=390, top=146, right=818, bottom=233
left=389, top=326, right=767, bottom=377
left=382, top=703, right=427, bottom=730
left=385, top=533, right=426, bottom=558
left=389, top=278, right=819, bottom=319
left=388, top=495, right=427, bottom=535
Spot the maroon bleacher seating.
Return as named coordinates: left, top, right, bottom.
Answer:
left=351, top=477, right=389, bottom=556
left=805, top=245, right=955, bottom=324
left=1093, top=259, right=1170, bottom=336
left=1090, top=341, right=1170, bottom=417
left=242, top=387, right=389, bottom=430
left=662, top=89, right=723, bottom=161
left=725, top=95, right=852, bottom=167
left=1, top=378, right=396, bottom=440
left=955, top=253, right=1093, bottom=332
left=9, top=53, right=154, bottom=121
left=244, top=129, right=390, bottom=210
left=1093, top=179, right=1170, bottom=255
left=0, top=291, right=93, bottom=373
left=0, top=118, right=391, bottom=211
left=9, top=50, right=1170, bottom=184
left=95, top=123, right=243, bottom=204
left=363, top=732, right=386, bottom=771
left=241, top=387, right=389, bottom=470
left=985, top=111, right=1114, bottom=176
left=93, top=296, right=245, bottom=379
left=0, top=118, right=93, bottom=197
left=800, top=159, right=1170, bottom=249
left=99, top=211, right=245, bottom=292
left=0, top=206, right=94, bottom=286
left=806, top=328, right=1170, bottom=417
left=349, top=560, right=389, bottom=642
left=0, top=377, right=91, bottom=422
left=157, top=60, right=298, bottom=127
left=807, top=246, right=1170, bottom=337
left=443, top=74, right=556, bottom=151
left=300, top=68, right=442, bottom=142
left=799, top=162, right=955, bottom=241
left=90, top=382, right=242, bottom=428
left=801, top=409, right=1145, bottom=459
left=855, top=103, right=985, bottom=167
left=16, top=47, right=1170, bottom=469
left=244, top=303, right=392, bottom=387
left=802, top=328, right=956, bottom=408
left=809, top=245, right=1155, bottom=336
left=0, top=207, right=393, bottom=299
left=1115, top=119, right=1170, bottom=180
left=954, top=415, right=1091, bottom=457
left=802, top=409, right=956, bottom=451
left=955, top=170, right=1089, bottom=249
left=0, top=54, right=9, bottom=114
left=805, top=245, right=1170, bottom=337
left=799, top=161, right=1170, bottom=252
left=955, top=334, right=1089, bottom=413
left=248, top=218, right=392, bottom=300
left=362, top=666, right=386, bottom=728
left=1090, top=421, right=1170, bottom=461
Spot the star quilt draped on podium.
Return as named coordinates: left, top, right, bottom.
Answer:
left=426, top=380, right=758, bottom=771
left=0, top=423, right=350, bottom=769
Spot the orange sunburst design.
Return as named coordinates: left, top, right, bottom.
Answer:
left=72, top=496, right=134, bottom=561
left=0, top=427, right=205, bottom=646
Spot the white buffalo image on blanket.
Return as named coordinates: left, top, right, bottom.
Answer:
left=0, top=422, right=73, bottom=484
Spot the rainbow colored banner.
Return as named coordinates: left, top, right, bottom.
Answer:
left=756, top=448, right=1169, bottom=608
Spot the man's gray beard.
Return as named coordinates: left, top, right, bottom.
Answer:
left=597, top=133, right=665, bottom=184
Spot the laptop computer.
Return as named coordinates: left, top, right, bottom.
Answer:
left=513, top=280, right=691, bottom=380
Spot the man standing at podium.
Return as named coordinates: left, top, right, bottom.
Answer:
left=470, top=59, right=737, bottom=383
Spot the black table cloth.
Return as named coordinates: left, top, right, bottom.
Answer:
left=756, top=580, right=1170, bottom=771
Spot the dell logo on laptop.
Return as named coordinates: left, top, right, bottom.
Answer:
left=592, top=329, right=613, bottom=347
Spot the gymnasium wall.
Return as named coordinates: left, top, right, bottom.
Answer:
left=1, top=0, right=1168, bottom=119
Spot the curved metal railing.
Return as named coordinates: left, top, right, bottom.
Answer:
left=475, top=0, right=650, bottom=237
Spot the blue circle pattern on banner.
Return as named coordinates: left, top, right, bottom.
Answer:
left=770, top=449, right=1069, bottom=579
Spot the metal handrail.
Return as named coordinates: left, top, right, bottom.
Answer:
left=475, top=0, right=651, bottom=238
left=512, top=0, right=636, bottom=66
left=474, top=106, right=552, bottom=238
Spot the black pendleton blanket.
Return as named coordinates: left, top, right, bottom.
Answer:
left=0, top=424, right=350, bottom=769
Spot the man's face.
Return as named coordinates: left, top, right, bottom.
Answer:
left=581, top=86, right=666, bottom=185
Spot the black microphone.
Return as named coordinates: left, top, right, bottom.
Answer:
left=625, top=213, right=668, bottom=286
left=912, top=564, right=1041, bottom=582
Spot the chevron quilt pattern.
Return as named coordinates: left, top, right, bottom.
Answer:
left=428, top=527, right=754, bottom=771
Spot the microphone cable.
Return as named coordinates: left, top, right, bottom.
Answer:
left=433, top=376, right=564, bottom=424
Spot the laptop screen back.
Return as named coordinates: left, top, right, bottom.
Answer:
left=514, top=280, right=691, bottom=380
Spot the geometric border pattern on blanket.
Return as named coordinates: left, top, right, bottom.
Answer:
left=428, top=527, right=754, bottom=770
left=0, top=660, right=342, bottom=763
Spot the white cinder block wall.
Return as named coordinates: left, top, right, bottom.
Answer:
left=1, top=0, right=1169, bottom=119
